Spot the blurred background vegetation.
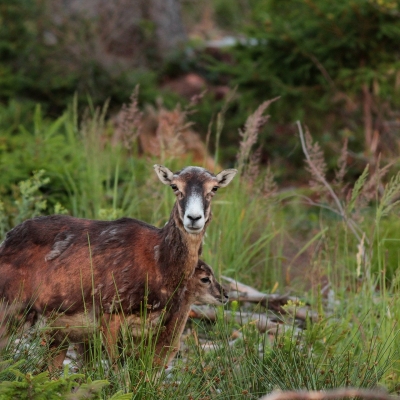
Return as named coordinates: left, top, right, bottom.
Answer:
left=2, top=0, right=400, bottom=183
left=2, top=1, right=400, bottom=397
left=1, top=0, right=400, bottom=300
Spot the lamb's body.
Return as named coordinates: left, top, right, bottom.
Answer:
left=36, top=261, right=228, bottom=368
left=149, top=260, right=229, bottom=365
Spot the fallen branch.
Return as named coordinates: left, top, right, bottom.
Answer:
left=189, top=306, right=290, bottom=334
left=221, top=276, right=319, bottom=322
left=259, top=388, right=397, bottom=400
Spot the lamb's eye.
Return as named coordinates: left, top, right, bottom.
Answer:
left=201, top=277, right=210, bottom=283
left=212, top=186, right=219, bottom=192
left=170, top=184, right=178, bottom=191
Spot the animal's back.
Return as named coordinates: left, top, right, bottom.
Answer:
left=0, top=215, right=162, bottom=315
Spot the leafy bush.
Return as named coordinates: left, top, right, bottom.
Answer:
left=0, top=1, right=162, bottom=113
left=0, top=360, right=132, bottom=400
left=211, top=0, right=400, bottom=173
left=1, top=97, right=400, bottom=397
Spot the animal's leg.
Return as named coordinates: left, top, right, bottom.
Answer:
left=47, top=327, right=70, bottom=375
left=67, top=342, right=89, bottom=369
left=48, top=345, right=68, bottom=374
left=0, top=303, right=10, bottom=350
left=153, top=337, right=180, bottom=368
left=153, top=312, right=190, bottom=367
left=100, top=314, right=121, bottom=365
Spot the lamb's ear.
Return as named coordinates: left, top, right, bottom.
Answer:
left=215, top=169, right=237, bottom=187
left=197, top=260, right=208, bottom=271
left=154, top=165, right=174, bottom=184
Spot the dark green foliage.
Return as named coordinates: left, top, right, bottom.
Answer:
left=0, top=361, right=110, bottom=400
left=0, top=1, right=160, bottom=113
left=228, top=0, right=400, bottom=117
left=1, top=99, right=400, bottom=396
left=259, top=320, right=393, bottom=391
left=0, top=0, right=42, bottom=99
left=209, top=0, right=400, bottom=171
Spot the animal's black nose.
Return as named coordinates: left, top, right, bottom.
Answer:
left=187, top=214, right=202, bottom=222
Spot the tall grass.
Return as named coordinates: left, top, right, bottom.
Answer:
left=1, top=99, right=400, bottom=398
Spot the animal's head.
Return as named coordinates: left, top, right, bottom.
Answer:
left=189, top=261, right=229, bottom=306
left=154, top=165, right=237, bottom=234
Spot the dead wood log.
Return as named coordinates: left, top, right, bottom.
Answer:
left=259, top=388, right=397, bottom=400
left=221, top=276, right=319, bottom=322
left=189, top=306, right=292, bottom=334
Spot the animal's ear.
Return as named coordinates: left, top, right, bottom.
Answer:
left=154, top=165, right=174, bottom=185
left=196, top=260, right=207, bottom=271
left=215, top=169, right=237, bottom=187
left=198, top=264, right=207, bottom=272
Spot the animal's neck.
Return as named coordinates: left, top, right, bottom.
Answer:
left=159, top=204, right=205, bottom=281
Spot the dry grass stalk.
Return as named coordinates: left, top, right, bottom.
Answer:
left=138, top=104, right=217, bottom=170
left=297, top=122, right=373, bottom=281
left=334, top=137, right=348, bottom=186
left=298, top=122, right=345, bottom=219
left=155, top=105, right=187, bottom=160
left=304, top=129, right=327, bottom=192
left=245, top=146, right=262, bottom=186
left=259, top=388, right=396, bottom=400
left=237, top=97, right=279, bottom=174
left=263, top=163, right=278, bottom=198
left=358, top=156, right=392, bottom=208
left=297, top=121, right=365, bottom=244
left=113, top=86, right=142, bottom=151
left=187, top=89, right=207, bottom=110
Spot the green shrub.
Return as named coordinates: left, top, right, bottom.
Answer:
left=207, top=0, right=400, bottom=176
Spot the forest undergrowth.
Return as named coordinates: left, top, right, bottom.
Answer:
left=1, top=95, right=400, bottom=399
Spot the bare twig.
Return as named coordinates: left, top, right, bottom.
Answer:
left=259, top=388, right=397, bottom=400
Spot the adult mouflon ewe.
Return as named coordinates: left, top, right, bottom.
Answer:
left=0, top=165, right=236, bottom=366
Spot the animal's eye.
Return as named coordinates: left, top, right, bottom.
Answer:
left=170, top=184, right=178, bottom=191
left=201, top=277, right=210, bottom=283
left=212, top=186, right=219, bottom=192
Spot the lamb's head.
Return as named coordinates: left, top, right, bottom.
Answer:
left=189, top=260, right=229, bottom=306
left=154, top=165, right=237, bottom=234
